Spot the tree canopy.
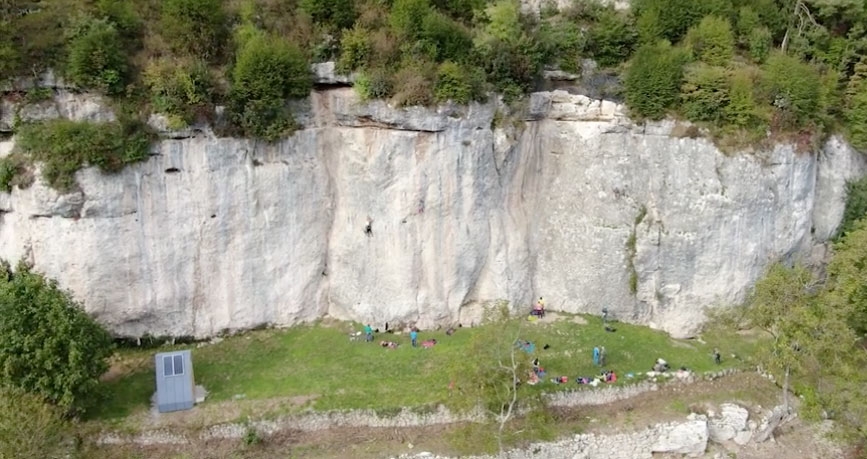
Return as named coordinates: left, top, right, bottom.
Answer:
left=0, top=261, right=114, bottom=416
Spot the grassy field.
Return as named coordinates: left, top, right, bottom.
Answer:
left=88, top=314, right=762, bottom=423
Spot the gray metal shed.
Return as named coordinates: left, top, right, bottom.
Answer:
left=154, top=350, right=195, bottom=413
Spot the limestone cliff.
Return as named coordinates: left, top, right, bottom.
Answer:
left=0, top=84, right=864, bottom=339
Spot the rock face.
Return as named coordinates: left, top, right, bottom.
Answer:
left=0, top=87, right=865, bottom=339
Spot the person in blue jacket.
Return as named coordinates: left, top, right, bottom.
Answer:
left=410, top=328, right=419, bottom=347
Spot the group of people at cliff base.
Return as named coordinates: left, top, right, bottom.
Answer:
left=361, top=322, right=448, bottom=349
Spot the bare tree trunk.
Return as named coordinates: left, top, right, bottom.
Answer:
left=783, top=366, right=790, bottom=412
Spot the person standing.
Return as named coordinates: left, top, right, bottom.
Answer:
left=410, top=328, right=419, bottom=347
left=593, top=346, right=600, bottom=366
left=364, top=324, right=374, bottom=342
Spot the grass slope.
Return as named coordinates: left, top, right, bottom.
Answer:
left=90, top=315, right=760, bottom=422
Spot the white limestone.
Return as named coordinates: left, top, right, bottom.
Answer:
left=0, top=87, right=864, bottom=339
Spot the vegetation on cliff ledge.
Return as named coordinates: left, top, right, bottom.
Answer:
left=0, top=0, right=864, bottom=150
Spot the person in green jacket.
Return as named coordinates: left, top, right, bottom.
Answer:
left=364, top=324, right=374, bottom=342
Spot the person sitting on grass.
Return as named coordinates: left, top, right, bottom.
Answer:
left=380, top=340, right=398, bottom=349
left=421, top=339, right=437, bottom=348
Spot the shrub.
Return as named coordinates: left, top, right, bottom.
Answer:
left=684, top=16, right=735, bottom=66
left=680, top=63, right=729, bottom=122
left=761, top=52, right=822, bottom=129
left=161, top=0, right=228, bottom=60
left=479, top=37, right=543, bottom=97
left=0, top=386, right=72, bottom=458
left=724, top=67, right=765, bottom=130
left=420, top=11, right=474, bottom=62
left=15, top=119, right=151, bottom=191
left=537, top=18, right=584, bottom=73
left=96, top=0, right=143, bottom=47
left=586, top=8, right=637, bottom=67
left=479, top=0, right=523, bottom=45
left=624, top=40, right=689, bottom=120
left=229, top=32, right=312, bottom=141
left=748, top=27, right=772, bottom=63
left=636, top=4, right=665, bottom=45
left=354, top=68, right=395, bottom=100
left=735, top=7, right=761, bottom=42
left=299, top=0, right=357, bottom=30
left=431, top=0, right=486, bottom=23
left=840, top=176, right=867, bottom=237
left=0, top=155, right=33, bottom=193
left=0, top=261, right=114, bottom=415
left=632, top=0, right=731, bottom=43
left=337, top=26, right=373, bottom=73
left=389, top=0, right=432, bottom=40
left=392, top=62, right=435, bottom=107
left=66, top=18, right=128, bottom=94
left=144, top=59, right=214, bottom=125
left=435, top=61, right=485, bottom=104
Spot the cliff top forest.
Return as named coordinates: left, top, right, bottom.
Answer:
left=0, top=0, right=866, bottom=152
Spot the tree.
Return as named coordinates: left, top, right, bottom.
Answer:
left=160, top=0, right=227, bottom=61
left=624, top=40, right=690, bottom=120
left=827, top=218, right=867, bottom=334
left=299, top=0, right=357, bottom=30
left=0, top=261, right=114, bottom=415
left=447, top=301, right=535, bottom=453
left=684, top=15, right=735, bottom=66
left=761, top=51, right=822, bottom=129
left=0, top=386, right=72, bottom=459
left=680, top=63, right=729, bottom=122
left=586, top=8, right=637, bottom=67
left=229, top=31, right=312, bottom=141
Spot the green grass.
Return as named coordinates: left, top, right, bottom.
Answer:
left=90, top=315, right=762, bottom=422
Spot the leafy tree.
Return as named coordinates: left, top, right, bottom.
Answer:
left=431, top=0, right=485, bottom=23
left=160, top=0, right=227, bottom=61
left=420, top=11, right=474, bottom=62
left=761, top=51, right=822, bottom=129
left=827, top=218, right=867, bottom=334
left=735, top=6, right=761, bottom=42
left=447, top=302, right=536, bottom=453
left=748, top=26, right=773, bottom=63
left=741, top=263, right=824, bottom=411
left=586, top=8, right=637, bottom=67
left=0, top=261, right=114, bottom=415
left=845, top=90, right=867, bottom=150
left=389, top=0, right=432, bottom=40
left=680, top=63, right=729, bottom=122
left=391, top=60, right=436, bottom=106
left=724, top=66, right=765, bottom=130
left=684, top=15, right=735, bottom=66
left=536, top=18, right=583, bottom=73
left=299, top=0, right=357, bottom=30
left=632, top=0, right=733, bottom=43
left=477, top=0, right=523, bottom=45
left=635, top=3, right=665, bottom=45
left=229, top=32, right=312, bottom=141
left=0, top=386, right=72, bottom=459
left=66, top=18, right=128, bottom=94
left=624, top=40, right=690, bottom=120
left=95, top=0, right=143, bottom=47
left=337, top=26, right=373, bottom=73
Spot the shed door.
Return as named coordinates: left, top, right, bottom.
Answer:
left=163, top=354, right=185, bottom=377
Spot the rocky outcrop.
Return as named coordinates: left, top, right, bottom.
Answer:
left=0, top=84, right=865, bottom=339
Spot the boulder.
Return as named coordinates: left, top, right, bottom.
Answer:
left=652, top=418, right=708, bottom=456
left=709, top=403, right=750, bottom=443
